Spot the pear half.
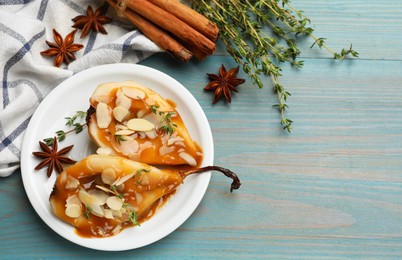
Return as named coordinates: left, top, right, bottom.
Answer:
left=49, top=155, right=240, bottom=237
left=87, top=81, right=203, bottom=166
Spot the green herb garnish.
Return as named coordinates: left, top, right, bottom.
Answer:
left=192, top=0, right=358, bottom=131
left=43, top=111, right=87, bottom=146
left=128, top=211, right=140, bottom=226
left=149, top=105, right=177, bottom=135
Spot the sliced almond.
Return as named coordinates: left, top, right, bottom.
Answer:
left=96, top=102, right=111, bottom=129
left=159, top=145, right=175, bottom=156
left=122, top=87, right=146, bottom=100
left=65, top=176, right=80, bottom=190
left=93, top=95, right=113, bottom=104
left=59, top=172, right=67, bottom=184
left=90, top=204, right=105, bottom=217
left=104, top=209, right=114, bottom=219
left=114, top=129, right=135, bottom=136
left=88, top=189, right=109, bottom=205
left=179, top=152, right=197, bottom=166
left=66, top=194, right=81, bottom=208
left=113, top=173, right=135, bottom=186
left=127, top=118, right=155, bottom=132
left=112, top=224, right=122, bottom=234
left=112, top=137, right=139, bottom=156
left=167, top=136, right=184, bottom=146
left=112, top=209, right=122, bottom=218
left=95, top=185, right=115, bottom=195
left=65, top=204, right=81, bottom=218
left=96, top=147, right=112, bottom=156
left=113, top=106, right=130, bottom=122
left=78, top=190, right=104, bottom=217
left=116, top=91, right=132, bottom=109
left=145, top=129, right=157, bottom=139
left=137, top=110, right=147, bottom=118
left=101, top=167, right=117, bottom=185
left=116, top=124, right=128, bottom=131
left=78, top=189, right=95, bottom=207
left=106, top=196, right=124, bottom=211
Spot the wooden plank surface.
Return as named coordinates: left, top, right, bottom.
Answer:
left=1, top=0, right=402, bottom=258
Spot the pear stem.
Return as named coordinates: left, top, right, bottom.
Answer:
left=180, top=166, right=241, bottom=192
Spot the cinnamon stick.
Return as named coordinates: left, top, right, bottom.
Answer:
left=147, top=0, right=219, bottom=42
left=125, top=0, right=216, bottom=57
left=107, top=0, right=192, bottom=62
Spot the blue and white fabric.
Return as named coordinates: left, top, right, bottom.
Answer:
left=0, top=0, right=160, bottom=177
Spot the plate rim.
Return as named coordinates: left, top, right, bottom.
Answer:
left=20, top=63, right=213, bottom=251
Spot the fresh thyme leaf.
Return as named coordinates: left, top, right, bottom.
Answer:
left=115, top=134, right=126, bottom=145
left=135, top=168, right=151, bottom=185
left=128, top=211, right=140, bottom=226
left=148, top=104, right=177, bottom=134
left=65, top=111, right=86, bottom=126
left=43, top=111, right=87, bottom=145
left=150, top=105, right=159, bottom=114
left=55, top=130, right=66, bottom=142
left=193, top=0, right=358, bottom=131
left=107, top=131, right=127, bottom=145
left=84, top=205, right=91, bottom=219
left=73, top=123, right=84, bottom=134
left=43, top=137, right=54, bottom=146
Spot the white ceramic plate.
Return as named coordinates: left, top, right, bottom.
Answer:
left=20, top=63, right=213, bottom=251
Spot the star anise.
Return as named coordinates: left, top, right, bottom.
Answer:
left=72, top=5, right=112, bottom=38
left=204, top=64, right=245, bottom=104
left=32, top=137, right=76, bottom=177
left=40, top=29, right=83, bottom=67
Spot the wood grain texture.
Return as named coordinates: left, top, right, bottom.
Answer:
left=1, top=0, right=402, bottom=258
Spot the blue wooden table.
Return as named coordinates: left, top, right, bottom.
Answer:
left=2, top=0, right=402, bottom=258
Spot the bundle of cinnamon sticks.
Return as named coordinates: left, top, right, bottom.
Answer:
left=106, top=0, right=219, bottom=62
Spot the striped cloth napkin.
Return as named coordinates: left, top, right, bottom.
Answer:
left=0, top=0, right=161, bottom=177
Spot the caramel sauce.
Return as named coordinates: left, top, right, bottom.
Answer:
left=92, top=87, right=203, bottom=166
left=51, top=159, right=182, bottom=238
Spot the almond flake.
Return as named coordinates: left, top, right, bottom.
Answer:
left=101, top=167, right=117, bottom=185
left=96, top=102, right=111, bottom=129
left=137, top=110, right=147, bottom=118
left=78, top=189, right=94, bottom=206
left=127, top=118, right=155, bottom=132
left=116, top=92, right=132, bottom=109
left=112, top=224, right=122, bottom=234
left=145, top=129, right=157, bottom=139
left=122, top=87, right=146, bottom=100
left=179, top=152, right=197, bottom=166
left=114, top=129, right=135, bottom=136
left=66, top=195, right=81, bottom=208
left=65, top=176, right=80, bottom=190
left=112, top=209, right=122, bottom=218
left=106, top=196, right=124, bottom=211
left=96, top=147, right=112, bottom=156
left=90, top=204, right=105, bottom=217
left=113, top=173, right=135, bottom=186
left=95, top=185, right=115, bottom=195
left=88, top=189, right=109, bottom=205
left=116, top=124, right=128, bottom=130
left=104, top=209, right=114, bottom=219
left=113, top=106, right=130, bottom=122
left=65, top=204, right=81, bottom=218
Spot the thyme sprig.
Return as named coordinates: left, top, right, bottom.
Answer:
left=107, top=131, right=126, bottom=145
left=192, top=0, right=358, bottom=132
left=128, top=210, right=140, bottom=226
left=43, top=111, right=87, bottom=146
left=150, top=105, right=178, bottom=135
